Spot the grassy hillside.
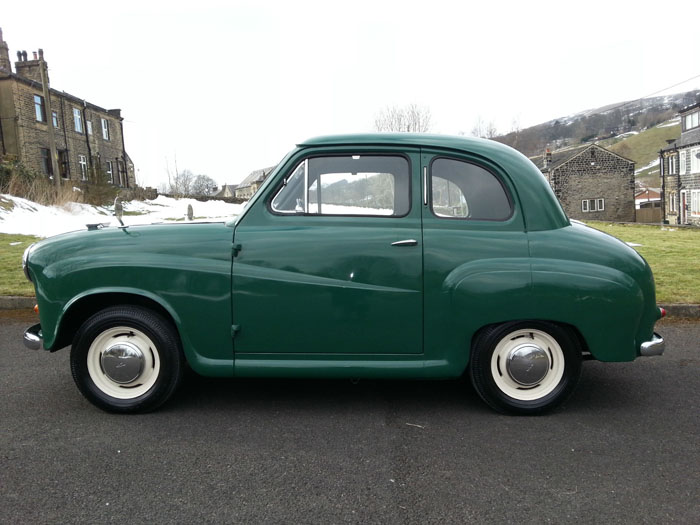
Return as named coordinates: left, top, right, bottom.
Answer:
left=603, top=122, right=680, bottom=187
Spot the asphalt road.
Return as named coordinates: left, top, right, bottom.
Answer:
left=1, top=310, right=698, bottom=524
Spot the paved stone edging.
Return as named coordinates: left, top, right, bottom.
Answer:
left=1, top=296, right=698, bottom=319
left=0, top=296, right=36, bottom=310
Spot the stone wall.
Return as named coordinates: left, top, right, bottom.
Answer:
left=0, top=74, right=134, bottom=187
left=549, top=145, right=635, bottom=221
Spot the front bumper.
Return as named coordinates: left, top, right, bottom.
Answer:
left=23, top=323, right=43, bottom=350
left=640, top=332, right=664, bottom=357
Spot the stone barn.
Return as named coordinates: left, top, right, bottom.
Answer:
left=531, top=144, right=635, bottom=222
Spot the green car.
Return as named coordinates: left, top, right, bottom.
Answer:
left=22, top=134, right=665, bottom=415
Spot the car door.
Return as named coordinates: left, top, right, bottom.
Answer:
left=419, top=149, right=530, bottom=360
left=232, top=148, right=423, bottom=356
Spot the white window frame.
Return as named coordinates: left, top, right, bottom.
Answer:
left=78, top=154, right=88, bottom=180
left=582, top=198, right=603, bottom=213
left=668, top=155, right=677, bottom=175
left=691, top=189, right=700, bottom=217
left=34, top=95, right=46, bottom=122
left=106, top=161, right=113, bottom=184
left=73, top=108, right=83, bottom=133
left=101, top=118, right=110, bottom=140
left=86, top=120, right=93, bottom=135
left=669, top=192, right=677, bottom=213
left=680, top=151, right=687, bottom=175
left=690, top=147, right=700, bottom=174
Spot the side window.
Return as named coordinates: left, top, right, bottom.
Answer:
left=430, top=158, right=511, bottom=220
left=271, top=155, right=410, bottom=217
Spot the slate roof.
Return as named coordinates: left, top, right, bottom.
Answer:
left=237, top=166, right=276, bottom=188
left=529, top=144, right=632, bottom=172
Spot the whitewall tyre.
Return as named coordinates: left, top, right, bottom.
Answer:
left=469, top=321, right=582, bottom=415
left=70, top=306, right=184, bottom=413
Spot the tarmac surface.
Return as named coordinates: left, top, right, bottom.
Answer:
left=1, top=310, right=698, bottom=524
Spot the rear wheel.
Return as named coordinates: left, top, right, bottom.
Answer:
left=70, top=306, right=184, bottom=413
left=469, top=321, right=582, bottom=415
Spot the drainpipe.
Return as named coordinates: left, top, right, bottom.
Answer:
left=59, top=97, right=70, bottom=179
left=81, top=101, right=92, bottom=182
left=0, top=114, right=6, bottom=155
left=38, top=50, right=60, bottom=188
left=118, top=118, right=129, bottom=188
left=659, top=149, right=666, bottom=224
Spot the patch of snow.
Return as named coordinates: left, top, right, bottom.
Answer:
left=626, top=242, right=643, bottom=247
left=635, top=158, right=659, bottom=175
left=0, top=194, right=245, bottom=238
left=615, top=131, right=639, bottom=139
left=656, top=118, right=681, bottom=128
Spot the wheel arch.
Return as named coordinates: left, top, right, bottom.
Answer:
left=469, top=319, right=590, bottom=364
left=53, top=290, right=181, bottom=351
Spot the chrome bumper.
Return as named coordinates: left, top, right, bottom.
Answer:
left=640, top=332, right=664, bottom=357
left=23, top=323, right=43, bottom=351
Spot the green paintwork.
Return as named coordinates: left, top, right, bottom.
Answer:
left=25, top=134, right=662, bottom=380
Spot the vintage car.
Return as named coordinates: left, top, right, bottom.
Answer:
left=22, top=134, right=665, bottom=415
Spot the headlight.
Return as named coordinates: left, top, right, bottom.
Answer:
left=22, top=243, right=35, bottom=282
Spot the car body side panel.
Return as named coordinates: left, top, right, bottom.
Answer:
left=28, top=223, right=234, bottom=376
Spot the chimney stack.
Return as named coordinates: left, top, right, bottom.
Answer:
left=544, top=148, right=553, bottom=168
left=15, top=48, right=46, bottom=84
left=0, top=26, right=11, bottom=72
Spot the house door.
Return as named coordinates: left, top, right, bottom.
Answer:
left=681, top=190, right=688, bottom=224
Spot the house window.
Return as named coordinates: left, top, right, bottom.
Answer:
left=86, top=120, right=93, bottom=135
left=101, top=118, right=110, bottom=140
left=669, top=192, right=677, bottom=213
left=73, top=108, right=83, bottom=133
left=40, top=148, right=52, bottom=176
left=52, top=111, right=59, bottom=128
left=690, top=147, right=700, bottom=174
left=59, top=150, right=69, bottom=179
left=34, top=95, right=46, bottom=122
left=582, top=198, right=604, bottom=212
left=685, top=111, right=699, bottom=131
left=692, top=190, right=700, bottom=217
left=680, top=151, right=687, bottom=175
left=668, top=155, right=677, bottom=175
left=78, top=154, right=88, bottom=180
left=106, top=161, right=113, bottom=183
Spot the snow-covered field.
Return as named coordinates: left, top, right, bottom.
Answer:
left=0, top=194, right=245, bottom=238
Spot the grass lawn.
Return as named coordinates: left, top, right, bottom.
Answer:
left=0, top=233, right=39, bottom=296
left=585, top=222, right=700, bottom=304
left=1, top=224, right=698, bottom=303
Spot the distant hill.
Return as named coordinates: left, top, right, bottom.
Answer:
left=494, top=89, right=700, bottom=174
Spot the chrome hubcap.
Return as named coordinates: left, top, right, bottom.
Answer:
left=506, top=343, right=550, bottom=386
left=101, top=342, right=144, bottom=384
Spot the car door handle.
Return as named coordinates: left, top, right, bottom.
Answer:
left=391, top=239, right=418, bottom=247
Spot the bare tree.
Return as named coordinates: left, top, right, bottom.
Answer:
left=374, top=104, right=432, bottom=132
left=191, top=174, right=217, bottom=196
left=471, top=116, right=499, bottom=139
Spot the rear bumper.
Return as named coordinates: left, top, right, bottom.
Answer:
left=23, top=323, right=43, bottom=350
left=640, top=332, right=664, bottom=357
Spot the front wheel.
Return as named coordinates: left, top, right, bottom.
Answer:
left=469, top=321, right=582, bottom=415
left=70, top=306, right=184, bottom=413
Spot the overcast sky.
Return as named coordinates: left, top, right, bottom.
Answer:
left=3, top=0, right=700, bottom=188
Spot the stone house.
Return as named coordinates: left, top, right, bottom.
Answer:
left=0, top=28, right=135, bottom=187
left=215, top=184, right=238, bottom=198
left=531, top=144, right=635, bottom=222
left=659, top=102, right=700, bottom=225
left=235, top=166, right=275, bottom=199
